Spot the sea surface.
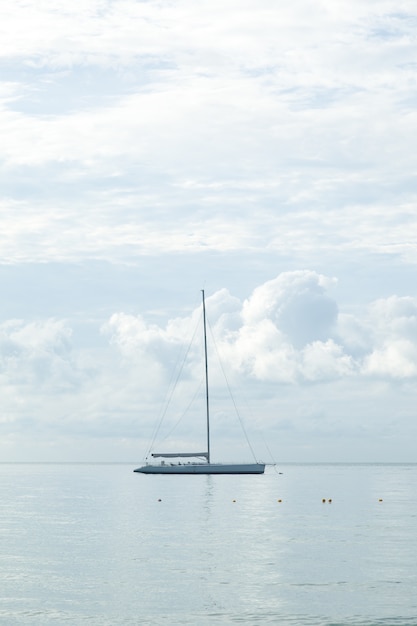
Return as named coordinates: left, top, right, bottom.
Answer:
left=0, top=463, right=416, bottom=625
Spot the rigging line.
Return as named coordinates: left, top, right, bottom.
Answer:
left=159, top=378, right=204, bottom=444
left=232, top=382, right=278, bottom=466
left=207, top=319, right=258, bottom=463
left=258, top=428, right=277, bottom=466
left=144, top=309, right=203, bottom=459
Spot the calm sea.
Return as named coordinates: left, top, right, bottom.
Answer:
left=0, top=463, right=416, bottom=625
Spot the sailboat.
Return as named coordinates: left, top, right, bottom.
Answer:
left=134, top=290, right=265, bottom=475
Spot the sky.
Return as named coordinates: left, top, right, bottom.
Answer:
left=1, top=0, right=417, bottom=463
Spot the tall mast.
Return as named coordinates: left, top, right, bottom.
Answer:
left=202, top=290, right=210, bottom=464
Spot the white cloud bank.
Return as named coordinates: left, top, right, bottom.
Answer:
left=1, top=272, right=417, bottom=462
left=104, top=272, right=417, bottom=384
left=0, top=0, right=417, bottom=267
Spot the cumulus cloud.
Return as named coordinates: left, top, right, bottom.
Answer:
left=102, top=272, right=417, bottom=385
left=0, top=318, right=74, bottom=387
left=361, top=296, right=417, bottom=378
left=242, top=272, right=338, bottom=347
left=364, top=339, right=417, bottom=379
left=2, top=275, right=417, bottom=418
left=1, top=272, right=417, bottom=461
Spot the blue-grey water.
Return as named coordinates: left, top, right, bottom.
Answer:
left=0, top=463, right=416, bottom=625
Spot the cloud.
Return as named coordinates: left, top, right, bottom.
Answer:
left=364, top=339, right=417, bottom=379
left=361, top=296, right=417, bottom=378
left=242, top=272, right=338, bottom=346
left=0, top=272, right=417, bottom=461
left=0, top=318, right=74, bottom=386
left=0, top=0, right=416, bottom=271
left=102, top=272, right=417, bottom=386
left=0, top=1, right=416, bottom=461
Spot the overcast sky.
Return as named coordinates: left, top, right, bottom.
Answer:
left=1, top=0, right=417, bottom=463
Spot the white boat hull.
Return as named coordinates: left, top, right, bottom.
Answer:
left=134, top=463, right=265, bottom=474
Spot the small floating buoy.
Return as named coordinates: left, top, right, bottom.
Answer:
left=322, top=498, right=326, bottom=503
left=328, top=499, right=332, bottom=503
